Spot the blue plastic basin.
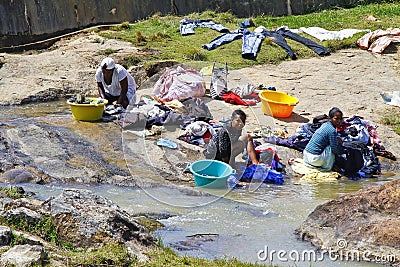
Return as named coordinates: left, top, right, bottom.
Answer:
left=189, top=159, right=236, bottom=188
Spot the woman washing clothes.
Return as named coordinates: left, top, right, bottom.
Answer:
left=203, top=109, right=259, bottom=167
left=303, top=107, right=344, bottom=171
left=95, top=57, right=136, bottom=108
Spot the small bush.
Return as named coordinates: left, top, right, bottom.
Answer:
left=182, top=48, right=207, bottom=61
left=98, top=48, right=118, bottom=56
left=136, top=31, right=146, bottom=43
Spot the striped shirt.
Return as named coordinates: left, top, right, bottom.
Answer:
left=305, top=121, right=342, bottom=155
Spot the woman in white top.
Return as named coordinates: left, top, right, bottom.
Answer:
left=95, top=57, right=136, bottom=108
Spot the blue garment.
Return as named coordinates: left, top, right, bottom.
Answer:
left=241, top=164, right=284, bottom=184
left=180, top=18, right=229, bottom=36
left=202, top=29, right=243, bottom=50
left=276, top=27, right=330, bottom=56
left=305, top=121, right=342, bottom=155
left=242, top=30, right=266, bottom=59
left=238, top=18, right=254, bottom=28
left=202, top=27, right=330, bottom=60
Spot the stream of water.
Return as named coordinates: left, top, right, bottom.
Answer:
left=1, top=101, right=398, bottom=267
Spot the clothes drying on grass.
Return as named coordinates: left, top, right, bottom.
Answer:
left=202, top=27, right=330, bottom=60
left=152, top=66, right=205, bottom=102
left=357, top=28, right=400, bottom=54
left=298, top=27, right=369, bottom=41
left=179, top=18, right=229, bottom=36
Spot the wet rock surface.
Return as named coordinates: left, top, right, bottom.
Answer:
left=296, top=179, right=400, bottom=265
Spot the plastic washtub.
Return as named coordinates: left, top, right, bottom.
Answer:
left=189, top=159, right=236, bottom=188
left=67, top=97, right=108, bottom=121
left=258, top=90, right=299, bottom=118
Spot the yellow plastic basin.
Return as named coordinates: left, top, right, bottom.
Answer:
left=67, top=97, right=108, bottom=121
left=258, top=90, right=299, bottom=118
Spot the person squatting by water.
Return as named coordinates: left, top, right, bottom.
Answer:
left=303, top=107, right=344, bottom=171
left=96, top=57, right=136, bottom=108
left=203, top=109, right=259, bottom=167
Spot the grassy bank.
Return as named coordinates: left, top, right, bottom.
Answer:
left=96, top=2, right=400, bottom=69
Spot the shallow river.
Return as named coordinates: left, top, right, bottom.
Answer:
left=1, top=101, right=398, bottom=267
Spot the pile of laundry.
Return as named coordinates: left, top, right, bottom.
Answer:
left=264, top=114, right=396, bottom=180
left=357, top=27, right=400, bottom=54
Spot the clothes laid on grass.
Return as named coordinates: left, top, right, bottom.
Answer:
left=357, top=28, right=400, bottom=54
left=238, top=18, right=254, bottom=29
left=202, top=27, right=330, bottom=60
left=298, top=27, right=369, bottom=41
left=179, top=18, right=229, bottom=36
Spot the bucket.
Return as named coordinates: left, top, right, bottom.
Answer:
left=258, top=90, right=299, bottom=118
left=67, top=97, right=108, bottom=121
left=189, top=159, right=236, bottom=188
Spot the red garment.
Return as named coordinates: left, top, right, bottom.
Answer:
left=221, top=91, right=257, bottom=106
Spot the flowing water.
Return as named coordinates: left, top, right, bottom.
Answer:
left=1, top=101, right=398, bottom=267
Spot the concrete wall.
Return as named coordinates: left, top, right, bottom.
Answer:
left=0, top=0, right=381, bottom=48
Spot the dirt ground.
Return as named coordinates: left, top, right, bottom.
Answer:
left=1, top=31, right=400, bottom=158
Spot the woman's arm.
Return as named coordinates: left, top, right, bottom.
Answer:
left=117, top=77, right=129, bottom=107
left=97, top=82, right=106, bottom=99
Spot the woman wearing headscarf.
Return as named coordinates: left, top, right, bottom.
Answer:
left=95, top=57, right=136, bottom=108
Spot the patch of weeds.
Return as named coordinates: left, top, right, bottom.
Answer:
left=135, top=31, right=147, bottom=45
left=0, top=186, right=27, bottom=199
left=123, top=55, right=143, bottom=66
left=182, top=48, right=207, bottom=61
left=120, top=21, right=131, bottom=29
left=0, top=214, right=71, bottom=248
left=10, top=232, right=31, bottom=246
left=98, top=48, right=118, bottom=56
left=381, top=107, right=400, bottom=135
left=135, top=216, right=164, bottom=232
left=150, top=31, right=170, bottom=41
left=61, top=243, right=133, bottom=266
left=141, top=247, right=267, bottom=267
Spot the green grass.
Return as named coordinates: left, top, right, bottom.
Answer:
left=97, top=3, right=400, bottom=70
left=0, top=186, right=27, bottom=199
left=381, top=106, right=400, bottom=135
left=140, top=247, right=268, bottom=267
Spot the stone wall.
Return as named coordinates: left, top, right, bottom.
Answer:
left=0, top=0, right=382, bottom=48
